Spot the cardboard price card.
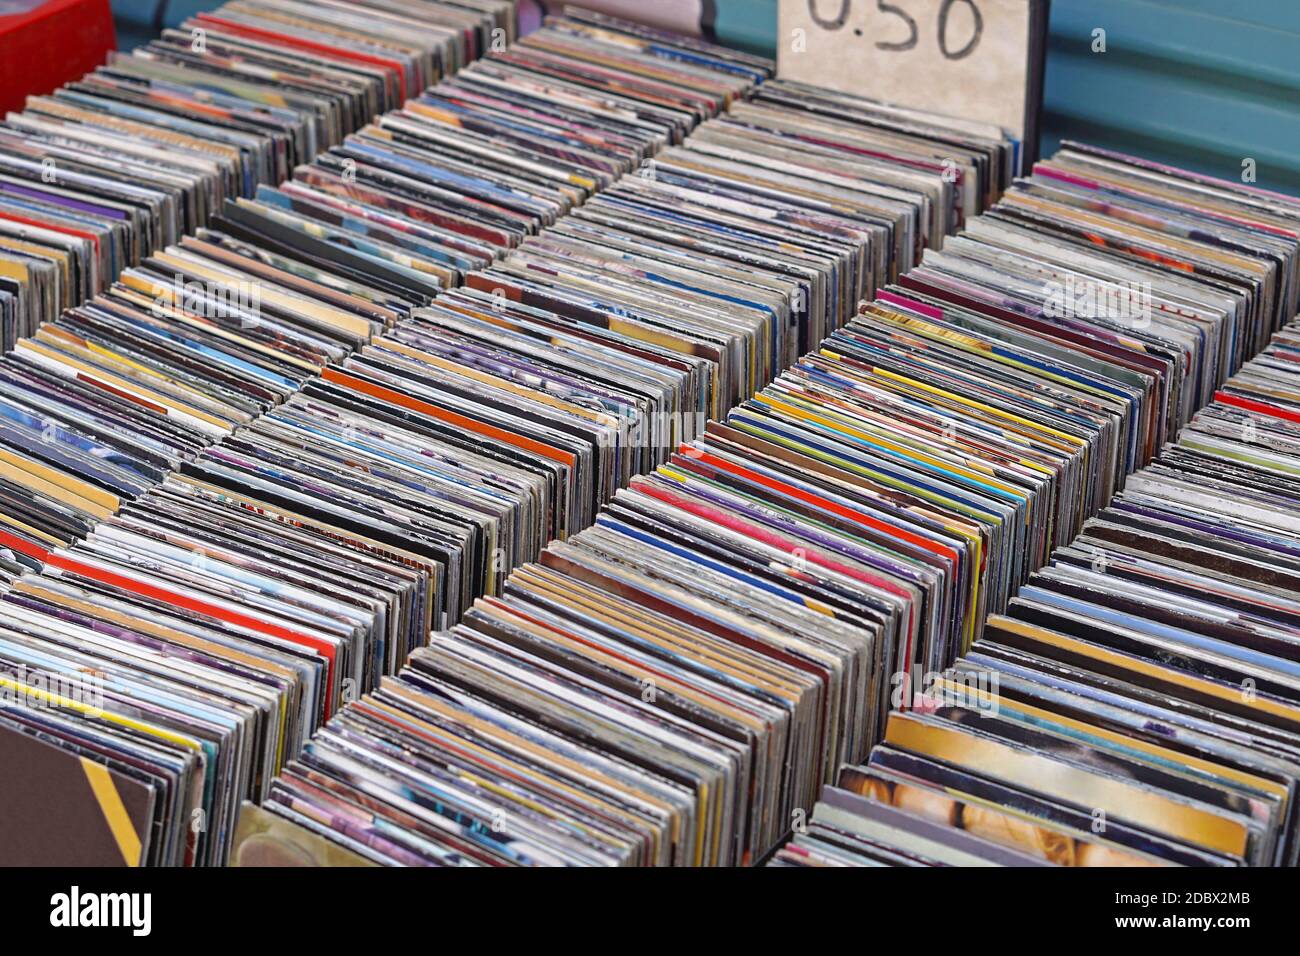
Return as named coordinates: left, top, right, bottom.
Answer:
left=778, top=0, right=1047, bottom=156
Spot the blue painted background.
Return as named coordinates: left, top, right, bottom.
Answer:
left=109, top=0, right=1300, bottom=195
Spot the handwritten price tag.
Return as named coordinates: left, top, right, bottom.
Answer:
left=778, top=0, right=1045, bottom=147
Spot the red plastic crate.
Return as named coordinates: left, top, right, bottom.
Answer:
left=0, top=0, right=116, bottom=115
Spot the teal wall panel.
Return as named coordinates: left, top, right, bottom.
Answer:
left=1044, top=0, right=1300, bottom=196
left=111, top=0, right=212, bottom=49
left=713, top=0, right=778, bottom=55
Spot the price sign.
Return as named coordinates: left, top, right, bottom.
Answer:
left=778, top=0, right=1046, bottom=147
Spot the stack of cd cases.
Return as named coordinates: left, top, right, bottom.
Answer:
left=0, top=0, right=519, bottom=350
left=773, top=320, right=1300, bottom=868
left=0, top=9, right=784, bottom=583
left=0, top=13, right=1003, bottom=867
left=214, top=145, right=1300, bottom=867
left=4, top=11, right=1299, bottom=869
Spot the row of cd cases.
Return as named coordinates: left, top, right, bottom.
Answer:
left=1, top=2, right=1298, bottom=868
left=257, top=155, right=1299, bottom=867
left=773, top=319, right=1300, bottom=869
